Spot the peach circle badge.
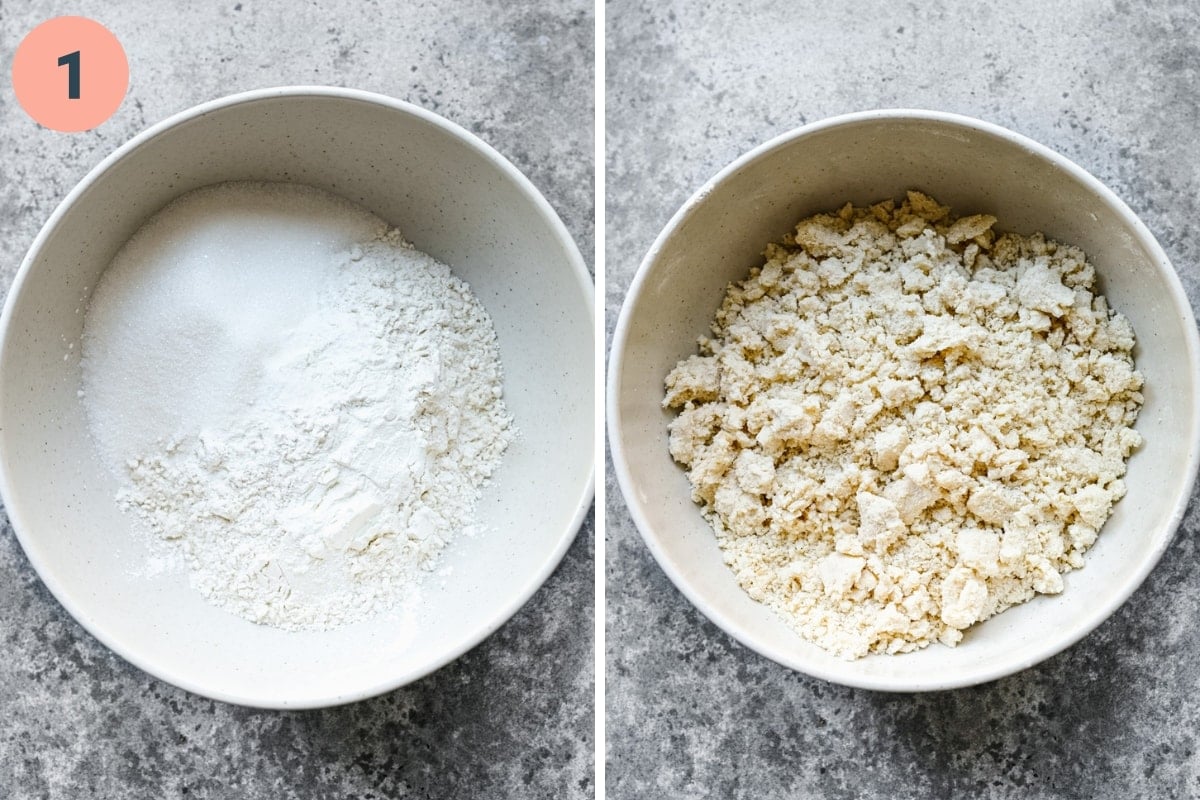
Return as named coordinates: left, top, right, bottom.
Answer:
left=11, top=17, right=128, bottom=132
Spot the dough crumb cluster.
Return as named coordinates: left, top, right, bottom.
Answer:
left=663, top=191, right=1144, bottom=659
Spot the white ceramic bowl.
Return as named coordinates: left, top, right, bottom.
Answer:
left=609, top=109, right=1200, bottom=691
left=0, top=87, right=594, bottom=708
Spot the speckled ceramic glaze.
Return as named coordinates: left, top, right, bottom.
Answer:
left=608, top=109, right=1200, bottom=691
left=0, top=87, right=594, bottom=709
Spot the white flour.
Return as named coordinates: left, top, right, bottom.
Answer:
left=81, top=182, right=514, bottom=630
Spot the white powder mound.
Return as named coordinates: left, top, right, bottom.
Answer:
left=663, top=192, right=1143, bottom=659
left=81, top=182, right=514, bottom=630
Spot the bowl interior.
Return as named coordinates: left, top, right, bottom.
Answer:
left=0, top=90, right=594, bottom=707
left=611, top=112, right=1200, bottom=690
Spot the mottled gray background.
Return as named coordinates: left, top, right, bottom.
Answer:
left=607, top=1, right=1200, bottom=798
left=0, top=2, right=593, bottom=798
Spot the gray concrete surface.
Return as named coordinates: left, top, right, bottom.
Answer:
left=606, top=2, right=1200, bottom=798
left=0, top=2, right=593, bottom=798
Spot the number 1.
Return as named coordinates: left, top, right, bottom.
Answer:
left=58, top=50, right=80, bottom=99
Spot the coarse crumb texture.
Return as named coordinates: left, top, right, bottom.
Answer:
left=662, top=191, right=1144, bottom=659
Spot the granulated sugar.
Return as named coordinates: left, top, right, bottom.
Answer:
left=81, top=182, right=514, bottom=630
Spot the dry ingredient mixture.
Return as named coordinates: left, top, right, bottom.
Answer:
left=663, top=191, right=1143, bottom=659
left=81, top=182, right=513, bottom=631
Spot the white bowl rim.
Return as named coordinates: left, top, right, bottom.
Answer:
left=0, top=85, right=596, bottom=709
left=607, top=107, right=1200, bottom=692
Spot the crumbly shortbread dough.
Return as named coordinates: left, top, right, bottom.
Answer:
left=663, top=191, right=1143, bottom=659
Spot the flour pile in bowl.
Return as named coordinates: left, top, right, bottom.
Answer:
left=663, top=191, right=1143, bottom=659
left=81, top=182, right=514, bottom=631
